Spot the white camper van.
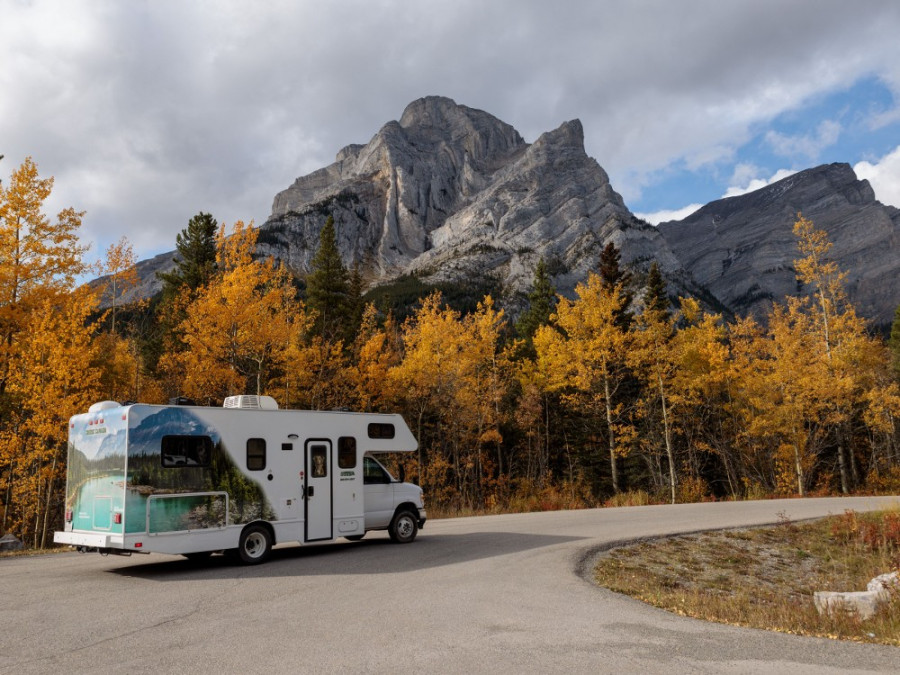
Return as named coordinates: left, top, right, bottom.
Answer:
left=54, top=396, right=426, bottom=564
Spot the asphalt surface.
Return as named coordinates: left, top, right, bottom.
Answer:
left=2, top=496, right=898, bottom=674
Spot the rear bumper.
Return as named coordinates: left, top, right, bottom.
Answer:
left=54, top=530, right=122, bottom=548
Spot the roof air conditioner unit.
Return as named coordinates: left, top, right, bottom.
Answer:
left=223, top=395, right=279, bottom=410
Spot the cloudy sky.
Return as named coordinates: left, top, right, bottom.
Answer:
left=3, top=0, right=899, bottom=265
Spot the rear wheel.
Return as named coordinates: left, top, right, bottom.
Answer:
left=388, top=510, right=418, bottom=544
left=238, top=524, right=272, bottom=565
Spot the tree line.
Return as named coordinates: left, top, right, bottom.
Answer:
left=2, top=158, right=900, bottom=548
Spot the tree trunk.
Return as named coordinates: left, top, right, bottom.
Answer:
left=2, top=459, right=15, bottom=532
left=836, top=433, right=849, bottom=495
left=603, top=374, right=619, bottom=493
left=657, top=369, right=676, bottom=504
left=40, top=451, right=59, bottom=549
left=792, top=428, right=806, bottom=497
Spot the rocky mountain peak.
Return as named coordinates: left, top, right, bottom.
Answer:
left=254, top=98, right=685, bottom=306
left=533, top=118, right=585, bottom=151
left=113, top=99, right=899, bottom=328
left=659, top=162, right=900, bottom=326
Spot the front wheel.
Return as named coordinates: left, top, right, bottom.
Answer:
left=388, top=510, right=418, bottom=544
left=238, top=524, right=273, bottom=565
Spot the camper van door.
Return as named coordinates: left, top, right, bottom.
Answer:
left=305, top=440, right=333, bottom=541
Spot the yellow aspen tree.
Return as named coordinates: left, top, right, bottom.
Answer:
left=281, top=332, right=347, bottom=411
left=0, top=158, right=90, bottom=543
left=390, top=292, right=475, bottom=504
left=517, top=330, right=565, bottom=486
left=93, top=235, right=152, bottom=402
left=3, top=286, right=101, bottom=545
left=749, top=301, right=832, bottom=495
left=343, top=304, right=401, bottom=412
left=534, top=273, right=632, bottom=493
left=726, top=314, right=773, bottom=495
left=455, top=296, right=509, bottom=506
left=161, top=221, right=299, bottom=402
left=0, top=157, right=87, bottom=396
left=99, top=235, right=141, bottom=337
left=863, top=378, right=900, bottom=482
left=669, top=298, right=732, bottom=498
left=793, top=214, right=875, bottom=492
left=628, top=294, right=679, bottom=503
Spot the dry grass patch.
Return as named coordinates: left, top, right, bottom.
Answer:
left=0, top=546, right=72, bottom=559
left=594, top=509, right=900, bottom=645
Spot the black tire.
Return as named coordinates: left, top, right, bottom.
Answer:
left=344, top=534, right=365, bottom=541
left=183, top=551, right=213, bottom=561
left=388, top=510, right=418, bottom=544
left=238, top=524, right=273, bottom=565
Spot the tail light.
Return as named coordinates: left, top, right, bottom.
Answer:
left=65, top=509, right=73, bottom=522
left=113, top=512, right=122, bottom=525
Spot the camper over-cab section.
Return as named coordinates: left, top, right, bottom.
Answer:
left=54, top=396, right=425, bottom=564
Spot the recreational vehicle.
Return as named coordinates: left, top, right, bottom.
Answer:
left=54, top=396, right=426, bottom=564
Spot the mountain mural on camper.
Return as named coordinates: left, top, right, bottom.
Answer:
left=127, top=406, right=220, bottom=458
left=114, top=97, right=900, bottom=324
left=124, top=405, right=275, bottom=532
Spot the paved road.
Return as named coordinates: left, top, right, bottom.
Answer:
left=2, top=496, right=898, bottom=674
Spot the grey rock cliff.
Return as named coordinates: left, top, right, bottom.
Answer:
left=259, top=96, right=529, bottom=279
left=110, top=99, right=900, bottom=326
left=258, top=96, right=685, bottom=301
left=658, top=163, right=900, bottom=326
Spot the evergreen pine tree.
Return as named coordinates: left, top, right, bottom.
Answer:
left=306, top=215, right=350, bottom=339
left=598, top=241, right=633, bottom=329
left=157, top=212, right=218, bottom=297
left=643, top=262, right=670, bottom=318
left=344, top=263, right=366, bottom=343
left=889, top=302, right=900, bottom=379
left=515, top=258, right=557, bottom=352
left=148, top=212, right=219, bottom=375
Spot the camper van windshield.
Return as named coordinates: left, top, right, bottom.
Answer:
left=161, top=435, right=212, bottom=468
left=363, top=456, right=392, bottom=484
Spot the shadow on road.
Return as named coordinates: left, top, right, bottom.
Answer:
left=106, top=530, right=586, bottom=581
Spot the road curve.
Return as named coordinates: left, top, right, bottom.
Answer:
left=1, top=496, right=898, bottom=674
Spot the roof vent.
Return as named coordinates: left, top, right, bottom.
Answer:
left=89, top=401, right=121, bottom=413
left=223, top=395, right=279, bottom=410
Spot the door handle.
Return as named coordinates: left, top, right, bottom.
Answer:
left=307, top=486, right=315, bottom=498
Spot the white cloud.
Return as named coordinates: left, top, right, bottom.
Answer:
left=635, top=204, right=704, bottom=226
left=640, top=167, right=798, bottom=224
left=2, top=1, right=900, bottom=262
left=723, top=168, right=798, bottom=198
left=764, top=120, right=842, bottom=161
left=729, top=163, right=763, bottom=189
left=855, top=145, right=900, bottom=208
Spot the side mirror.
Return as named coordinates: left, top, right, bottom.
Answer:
left=398, top=463, right=406, bottom=483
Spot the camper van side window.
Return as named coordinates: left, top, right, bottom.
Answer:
left=161, top=435, right=212, bottom=468
left=367, top=423, right=395, bottom=439
left=338, top=437, right=356, bottom=469
left=247, top=438, right=266, bottom=471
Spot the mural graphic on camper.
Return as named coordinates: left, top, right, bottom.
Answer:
left=65, top=405, right=275, bottom=536
left=64, top=408, right=129, bottom=534
left=125, top=406, right=275, bottom=533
